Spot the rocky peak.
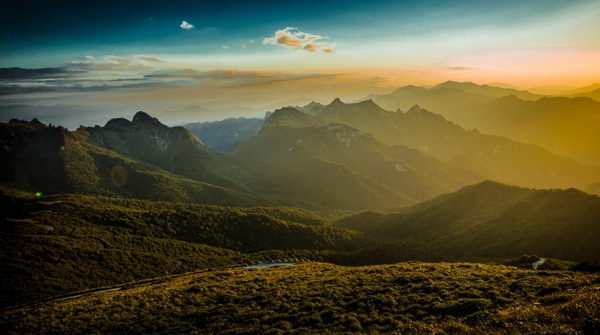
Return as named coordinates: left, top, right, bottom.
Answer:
left=104, top=118, right=132, bottom=129
left=407, top=105, right=422, bottom=114
left=329, top=98, right=345, bottom=106
left=132, top=111, right=162, bottom=126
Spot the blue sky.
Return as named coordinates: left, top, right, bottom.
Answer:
left=1, top=0, right=599, bottom=104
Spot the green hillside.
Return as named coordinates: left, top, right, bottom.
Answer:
left=337, top=180, right=600, bottom=262
left=0, top=186, right=443, bottom=307
left=3, top=262, right=599, bottom=334
left=0, top=118, right=262, bottom=207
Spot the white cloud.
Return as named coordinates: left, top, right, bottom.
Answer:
left=263, top=27, right=336, bottom=54
left=222, top=46, right=229, bottom=49
left=249, top=40, right=255, bottom=43
left=180, top=21, right=194, bottom=30
left=242, top=45, right=246, bottom=49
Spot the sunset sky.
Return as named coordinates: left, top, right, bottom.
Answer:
left=1, top=0, right=599, bottom=106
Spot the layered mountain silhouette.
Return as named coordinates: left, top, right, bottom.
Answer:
left=2, top=110, right=486, bottom=212
left=474, top=96, right=600, bottom=166
left=298, top=98, right=600, bottom=189
left=235, top=109, right=483, bottom=210
left=362, top=81, right=544, bottom=127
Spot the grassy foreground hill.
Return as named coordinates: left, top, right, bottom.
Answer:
left=2, top=262, right=599, bottom=334
left=0, top=186, right=441, bottom=307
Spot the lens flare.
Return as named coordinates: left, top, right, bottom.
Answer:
left=35, top=192, right=42, bottom=197
left=110, top=165, right=128, bottom=187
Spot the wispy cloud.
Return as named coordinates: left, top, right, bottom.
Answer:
left=143, top=69, right=336, bottom=87
left=0, top=55, right=168, bottom=95
left=222, top=46, right=229, bottom=49
left=136, top=55, right=165, bottom=63
left=180, top=21, right=194, bottom=30
left=443, top=65, right=478, bottom=71
left=263, top=27, right=336, bottom=54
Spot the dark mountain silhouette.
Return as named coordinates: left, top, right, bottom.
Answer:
left=0, top=115, right=261, bottom=206
left=337, top=180, right=600, bottom=262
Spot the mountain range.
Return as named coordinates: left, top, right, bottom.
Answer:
left=2, top=93, right=600, bottom=314
left=1, top=109, right=483, bottom=212
left=473, top=95, right=600, bottom=166
left=295, top=98, right=600, bottom=190
left=362, top=81, right=600, bottom=139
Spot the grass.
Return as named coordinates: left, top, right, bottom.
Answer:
left=2, top=261, right=599, bottom=334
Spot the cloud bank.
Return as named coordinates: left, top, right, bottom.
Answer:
left=0, top=54, right=336, bottom=95
left=263, top=27, right=336, bottom=54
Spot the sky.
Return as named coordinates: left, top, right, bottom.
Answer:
left=1, top=0, right=599, bottom=108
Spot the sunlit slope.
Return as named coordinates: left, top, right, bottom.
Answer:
left=337, top=180, right=600, bottom=262
left=476, top=96, right=600, bottom=166
left=313, top=99, right=600, bottom=189
left=234, top=109, right=483, bottom=211
left=0, top=118, right=261, bottom=206
left=3, top=262, right=599, bottom=335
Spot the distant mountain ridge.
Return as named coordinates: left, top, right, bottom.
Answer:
left=183, top=116, right=264, bottom=151
left=294, top=98, right=600, bottom=190
left=236, top=112, right=484, bottom=211
left=2, top=111, right=483, bottom=212
left=361, top=81, right=545, bottom=128
left=471, top=95, right=600, bottom=166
